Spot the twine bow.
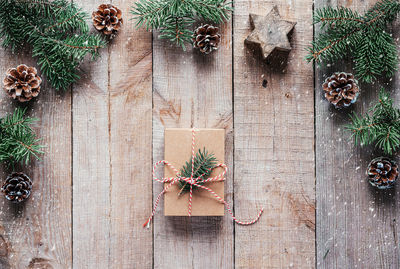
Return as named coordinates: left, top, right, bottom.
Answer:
left=143, top=128, right=263, bottom=228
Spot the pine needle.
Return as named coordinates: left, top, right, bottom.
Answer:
left=177, top=148, right=217, bottom=195
left=307, top=0, right=400, bottom=83
left=0, top=0, right=107, bottom=90
left=0, top=108, right=44, bottom=166
left=346, top=89, right=400, bottom=155
left=130, top=0, right=232, bottom=50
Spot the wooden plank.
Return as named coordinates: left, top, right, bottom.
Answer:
left=315, top=0, right=400, bottom=268
left=0, top=33, right=72, bottom=268
left=233, top=1, right=315, bottom=268
left=108, top=0, right=153, bottom=268
left=152, top=19, right=234, bottom=269
left=72, top=0, right=110, bottom=267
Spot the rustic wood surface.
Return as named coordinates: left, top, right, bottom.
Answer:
left=234, top=0, right=315, bottom=268
left=72, top=0, right=111, bottom=267
left=315, top=1, right=400, bottom=268
left=0, top=0, right=398, bottom=268
left=0, top=17, right=72, bottom=269
left=152, top=7, right=234, bottom=268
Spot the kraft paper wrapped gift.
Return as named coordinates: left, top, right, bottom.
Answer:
left=164, top=128, right=225, bottom=216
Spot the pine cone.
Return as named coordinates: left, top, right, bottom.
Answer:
left=192, top=24, right=221, bottom=54
left=3, top=64, right=41, bottom=102
left=92, top=4, right=123, bottom=38
left=367, top=157, right=398, bottom=189
left=322, top=72, right=360, bottom=108
left=1, top=172, right=33, bottom=203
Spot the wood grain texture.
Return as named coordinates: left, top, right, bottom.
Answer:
left=233, top=1, right=315, bottom=268
left=108, top=0, right=153, bottom=268
left=315, top=0, right=400, bottom=268
left=152, top=17, right=234, bottom=269
left=72, top=0, right=110, bottom=267
left=0, top=27, right=72, bottom=269
left=4, top=0, right=400, bottom=268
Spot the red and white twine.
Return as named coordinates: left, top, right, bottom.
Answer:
left=143, top=128, right=263, bottom=228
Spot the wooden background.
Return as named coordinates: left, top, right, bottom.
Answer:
left=0, top=0, right=398, bottom=268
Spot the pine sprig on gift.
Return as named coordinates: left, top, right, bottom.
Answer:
left=0, top=0, right=107, bottom=90
left=0, top=108, right=44, bottom=166
left=307, top=0, right=400, bottom=83
left=178, top=148, right=217, bottom=195
left=346, top=89, right=400, bottom=155
left=130, top=0, right=232, bottom=50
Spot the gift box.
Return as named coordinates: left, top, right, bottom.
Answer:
left=164, top=128, right=225, bottom=216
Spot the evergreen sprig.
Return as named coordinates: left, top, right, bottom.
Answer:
left=307, top=0, right=400, bottom=83
left=178, top=148, right=217, bottom=195
left=346, top=89, right=400, bottom=155
left=0, top=0, right=107, bottom=90
left=0, top=108, right=44, bottom=166
left=131, top=0, right=232, bottom=50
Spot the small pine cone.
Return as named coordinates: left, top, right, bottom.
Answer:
left=3, top=64, right=41, bottom=102
left=1, top=172, right=33, bottom=203
left=192, top=24, right=221, bottom=54
left=367, top=157, right=398, bottom=189
left=322, top=72, right=360, bottom=108
left=92, top=4, right=123, bottom=38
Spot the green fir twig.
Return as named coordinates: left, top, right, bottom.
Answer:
left=307, top=0, right=400, bottom=83
left=177, top=148, right=217, bottom=195
left=130, top=0, right=232, bottom=50
left=0, top=108, right=44, bottom=166
left=0, top=0, right=107, bottom=90
left=346, top=89, right=400, bottom=155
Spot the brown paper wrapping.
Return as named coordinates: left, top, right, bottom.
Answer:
left=164, top=128, right=225, bottom=216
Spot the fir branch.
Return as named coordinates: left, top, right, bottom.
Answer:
left=313, top=6, right=364, bottom=28
left=0, top=0, right=107, bottom=90
left=44, top=11, right=86, bottom=32
left=346, top=89, right=400, bottom=155
left=159, top=16, right=194, bottom=49
left=307, top=0, right=400, bottom=83
left=0, top=108, right=44, bottom=166
left=15, top=0, right=63, bottom=8
left=354, top=28, right=397, bottom=83
left=131, top=0, right=232, bottom=50
left=177, top=148, right=217, bottom=195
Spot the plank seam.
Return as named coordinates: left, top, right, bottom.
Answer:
left=231, top=0, right=236, bottom=267
left=70, top=80, right=74, bottom=269
left=107, top=30, right=112, bottom=269
left=151, top=29, right=155, bottom=269
left=312, top=0, right=317, bottom=268
left=70, top=1, right=74, bottom=267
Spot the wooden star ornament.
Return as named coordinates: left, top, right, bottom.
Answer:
left=245, top=6, right=296, bottom=64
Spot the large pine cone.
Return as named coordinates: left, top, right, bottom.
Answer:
left=323, top=72, right=359, bottom=108
left=92, top=4, right=123, bottom=38
left=367, top=157, right=398, bottom=189
left=3, top=64, right=41, bottom=102
left=192, top=24, right=221, bottom=54
left=1, top=172, right=33, bottom=203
